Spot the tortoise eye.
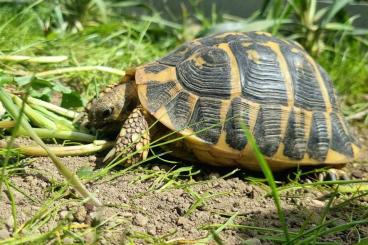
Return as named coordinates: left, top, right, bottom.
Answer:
left=102, top=107, right=113, bottom=117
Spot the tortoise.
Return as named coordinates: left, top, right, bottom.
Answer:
left=86, top=31, right=361, bottom=172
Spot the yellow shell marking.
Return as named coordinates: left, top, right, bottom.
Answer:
left=246, top=50, right=260, bottom=64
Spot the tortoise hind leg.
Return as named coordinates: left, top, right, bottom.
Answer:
left=104, top=106, right=150, bottom=166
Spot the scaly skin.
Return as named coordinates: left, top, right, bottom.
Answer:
left=103, top=106, right=150, bottom=165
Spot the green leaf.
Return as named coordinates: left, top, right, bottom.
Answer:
left=0, top=75, right=13, bottom=85
left=15, top=76, right=53, bottom=89
left=76, top=166, right=94, bottom=179
left=52, top=82, right=72, bottom=94
left=29, top=87, right=52, bottom=100
left=322, top=0, right=354, bottom=26
left=61, top=92, right=84, bottom=109
left=14, top=76, right=33, bottom=86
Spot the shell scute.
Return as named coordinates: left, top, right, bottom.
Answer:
left=176, top=46, right=232, bottom=99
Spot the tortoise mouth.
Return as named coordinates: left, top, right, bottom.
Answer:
left=95, top=122, right=122, bottom=139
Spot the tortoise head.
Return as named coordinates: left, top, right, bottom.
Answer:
left=87, top=81, right=137, bottom=135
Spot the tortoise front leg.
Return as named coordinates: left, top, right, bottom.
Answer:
left=103, top=106, right=150, bottom=165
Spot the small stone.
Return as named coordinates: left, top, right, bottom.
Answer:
left=133, top=213, right=148, bottom=227
left=244, top=238, right=262, bottom=245
left=208, top=172, right=220, bottom=179
left=311, top=200, right=325, bottom=208
left=177, top=217, right=190, bottom=228
left=351, top=170, right=363, bottom=179
left=99, top=238, right=107, bottom=244
left=88, top=155, right=97, bottom=162
left=59, top=210, right=69, bottom=219
left=84, top=230, right=96, bottom=244
left=0, top=228, right=10, bottom=239
left=152, top=165, right=160, bottom=171
left=5, top=217, right=14, bottom=228
left=231, top=206, right=239, bottom=212
left=146, top=224, right=156, bottom=235
left=40, top=181, right=47, bottom=188
left=62, top=237, right=74, bottom=244
left=121, top=212, right=133, bottom=218
left=74, top=206, right=87, bottom=223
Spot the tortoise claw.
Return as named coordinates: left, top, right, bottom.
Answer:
left=317, top=168, right=350, bottom=182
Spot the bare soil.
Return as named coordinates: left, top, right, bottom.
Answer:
left=0, top=134, right=367, bottom=244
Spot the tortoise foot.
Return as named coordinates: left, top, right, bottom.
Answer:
left=318, top=168, right=350, bottom=181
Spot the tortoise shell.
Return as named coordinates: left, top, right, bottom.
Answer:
left=135, top=31, right=360, bottom=171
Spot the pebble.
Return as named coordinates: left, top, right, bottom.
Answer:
left=62, top=237, right=74, bottom=244
left=146, top=224, right=157, bottom=235
left=133, top=213, right=148, bottom=227
left=351, top=170, right=363, bottom=178
left=244, top=238, right=262, bottom=245
left=0, top=228, right=10, bottom=239
left=312, top=199, right=325, bottom=208
left=208, top=172, right=220, bottom=179
left=39, top=181, right=47, bottom=188
left=88, top=155, right=97, bottom=162
left=59, top=210, right=69, bottom=219
left=74, top=206, right=87, bottom=223
left=5, top=216, right=14, bottom=229
left=84, top=230, right=96, bottom=244
left=177, top=217, right=190, bottom=228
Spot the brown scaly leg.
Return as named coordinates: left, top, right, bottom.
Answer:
left=103, top=106, right=150, bottom=166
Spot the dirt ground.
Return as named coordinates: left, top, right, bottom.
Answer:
left=0, top=133, right=367, bottom=244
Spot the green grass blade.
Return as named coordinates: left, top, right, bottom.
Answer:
left=241, top=123, right=290, bottom=243
left=322, top=0, right=354, bottom=26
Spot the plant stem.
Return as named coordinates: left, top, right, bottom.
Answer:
left=27, top=96, right=78, bottom=119
left=12, top=95, right=56, bottom=129
left=0, top=140, right=113, bottom=156
left=0, top=120, right=16, bottom=128
left=15, top=128, right=95, bottom=142
left=35, top=66, right=125, bottom=77
left=0, top=88, right=103, bottom=207
left=31, top=104, right=76, bottom=131
left=0, top=55, right=68, bottom=63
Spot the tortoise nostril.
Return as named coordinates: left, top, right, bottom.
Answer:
left=102, top=107, right=113, bottom=117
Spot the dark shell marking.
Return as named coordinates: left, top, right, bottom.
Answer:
left=144, top=63, right=169, bottom=74
left=307, top=112, right=330, bottom=161
left=176, top=47, right=232, bottom=99
left=283, top=110, right=307, bottom=160
left=330, top=112, right=353, bottom=157
left=166, top=91, right=192, bottom=129
left=190, top=98, right=222, bottom=144
left=281, top=46, right=326, bottom=111
left=224, top=97, right=250, bottom=150
left=229, top=41, right=288, bottom=105
left=146, top=81, right=176, bottom=112
left=318, top=65, right=338, bottom=111
left=158, top=42, right=202, bottom=66
left=253, top=105, right=282, bottom=157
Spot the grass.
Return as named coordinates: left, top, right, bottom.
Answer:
left=0, top=0, right=368, bottom=244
